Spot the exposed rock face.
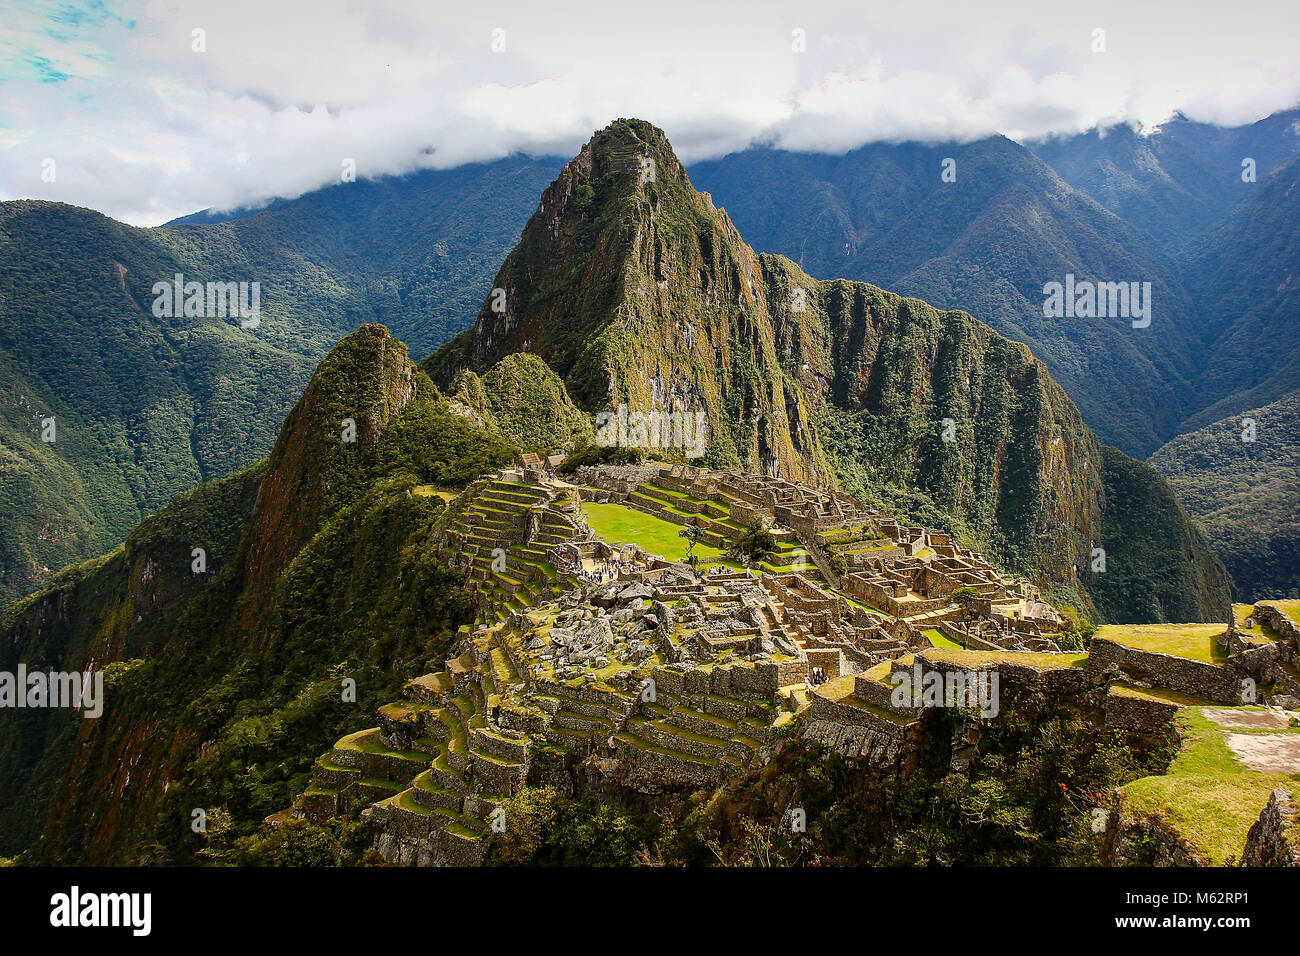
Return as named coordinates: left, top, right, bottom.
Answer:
left=1242, top=788, right=1298, bottom=867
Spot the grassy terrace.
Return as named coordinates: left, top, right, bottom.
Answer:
left=1108, top=684, right=1221, bottom=706
left=413, top=486, right=457, bottom=503
left=1261, top=600, right=1300, bottom=627
left=582, top=500, right=742, bottom=567
left=922, top=627, right=962, bottom=649
left=815, top=674, right=916, bottom=724
left=1234, top=602, right=1282, bottom=643
left=336, top=728, right=430, bottom=763
left=918, top=648, right=1088, bottom=670
left=1095, top=623, right=1228, bottom=664
left=1123, top=707, right=1300, bottom=865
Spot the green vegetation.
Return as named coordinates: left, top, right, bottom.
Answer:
left=691, top=136, right=1203, bottom=458
left=1088, top=446, right=1232, bottom=624
left=0, top=158, right=559, bottom=604
left=449, top=353, right=593, bottom=451
left=678, top=701, right=1150, bottom=865
left=487, top=787, right=660, bottom=866
left=580, top=501, right=737, bottom=568
left=922, top=628, right=962, bottom=650
left=729, top=522, right=777, bottom=567
left=1054, top=605, right=1097, bottom=651
left=1123, top=708, right=1300, bottom=865
left=1150, top=388, right=1300, bottom=603
left=0, top=326, right=515, bottom=864
left=557, top=442, right=644, bottom=473
left=949, top=585, right=981, bottom=621
left=1268, top=599, right=1300, bottom=626
left=425, top=121, right=1232, bottom=624
left=1094, top=623, right=1227, bottom=664
left=919, top=648, right=1089, bottom=671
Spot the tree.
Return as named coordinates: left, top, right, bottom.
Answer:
left=1055, top=606, right=1096, bottom=651
left=730, top=522, right=777, bottom=567
left=679, top=525, right=701, bottom=564
left=950, top=585, right=982, bottom=621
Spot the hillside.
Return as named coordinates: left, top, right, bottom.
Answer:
left=0, top=325, right=518, bottom=862
left=431, top=120, right=1231, bottom=624
left=1029, top=109, right=1300, bottom=253
left=1178, top=152, right=1300, bottom=431
left=1150, top=389, right=1300, bottom=602
left=426, top=124, right=828, bottom=481
left=689, top=137, right=1202, bottom=457
left=449, top=353, right=593, bottom=451
left=0, top=324, right=1273, bottom=869
left=7, top=117, right=1292, bottom=608
left=0, top=156, right=559, bottom=604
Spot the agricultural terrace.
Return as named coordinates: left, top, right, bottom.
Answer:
left=1123, top=707, right=1300, bottom=865
left=1094, top=623, right=1228, bottom=665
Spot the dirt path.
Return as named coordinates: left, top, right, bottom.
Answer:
left=1223, top=732, right=1300, bottom=774
left=1202, top=707, right=1293, bottom=730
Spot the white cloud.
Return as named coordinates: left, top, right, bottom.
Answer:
left=1, top=0, right=1298, bottom=224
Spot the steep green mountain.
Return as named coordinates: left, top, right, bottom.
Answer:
left=689, top=138, right=1201, bottom=457
left=1033, top=116, right=1300, bottom=440
left=1150, top=389, right=1300, bottom=603
left=0, top=201, right=310, bottom=608
left=449, top=353, right=593, bottom=451
left=430, top=120, right=1232, bottom=622
left=1090, top=446, right=1237, bottom=623
left=426, top=123, right=828, bottom=480
left=1177, top=152, right=1300, bottom=432
left=0, top=156, right=560, bottom=604
left=1029, top=109, right=1300, bottom=252
left=687, top=111, right=1300, bottom=460
left=0, top=325, right=517, bottom=863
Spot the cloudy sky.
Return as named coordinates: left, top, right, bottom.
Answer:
left=3, top=0, right=1299, bottom=225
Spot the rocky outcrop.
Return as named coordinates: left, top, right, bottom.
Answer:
left=426, top=120, right=826, bottom=481
left=1242, top=788, right=1298, bottom=866
left=449, top=353, right=593, bottom=451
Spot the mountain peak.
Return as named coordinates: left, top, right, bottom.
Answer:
left=581, top=118, right=686, bottom=181
left=426, top=118, right=823, bottom=479
left=246, top=324, right=418, bottom=587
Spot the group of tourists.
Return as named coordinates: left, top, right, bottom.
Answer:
left=578, top=558, right=638, bottom=585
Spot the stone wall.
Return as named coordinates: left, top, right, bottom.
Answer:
left=801, top=694, right=916, bottom=769
left=649, top=658, right=802, bottom=700
left=1086, top=638, right=1243, bottom=704
left=1102, top=690, right=1181, bottom=745
left=1255, top=604, right=1300, bottom=647
left=1109, top=808, right=1209, bottom=866
left=1241, top=787, right=1298, bottom=867
left=572, top=464, right=659, bottom=494
left=804, top=647, right=843, bottom=679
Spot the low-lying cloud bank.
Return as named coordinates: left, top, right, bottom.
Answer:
left=3, top=0, right=1298, bottom=225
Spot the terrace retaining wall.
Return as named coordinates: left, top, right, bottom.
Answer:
left=1086, top=638, right=1243, bottom=705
